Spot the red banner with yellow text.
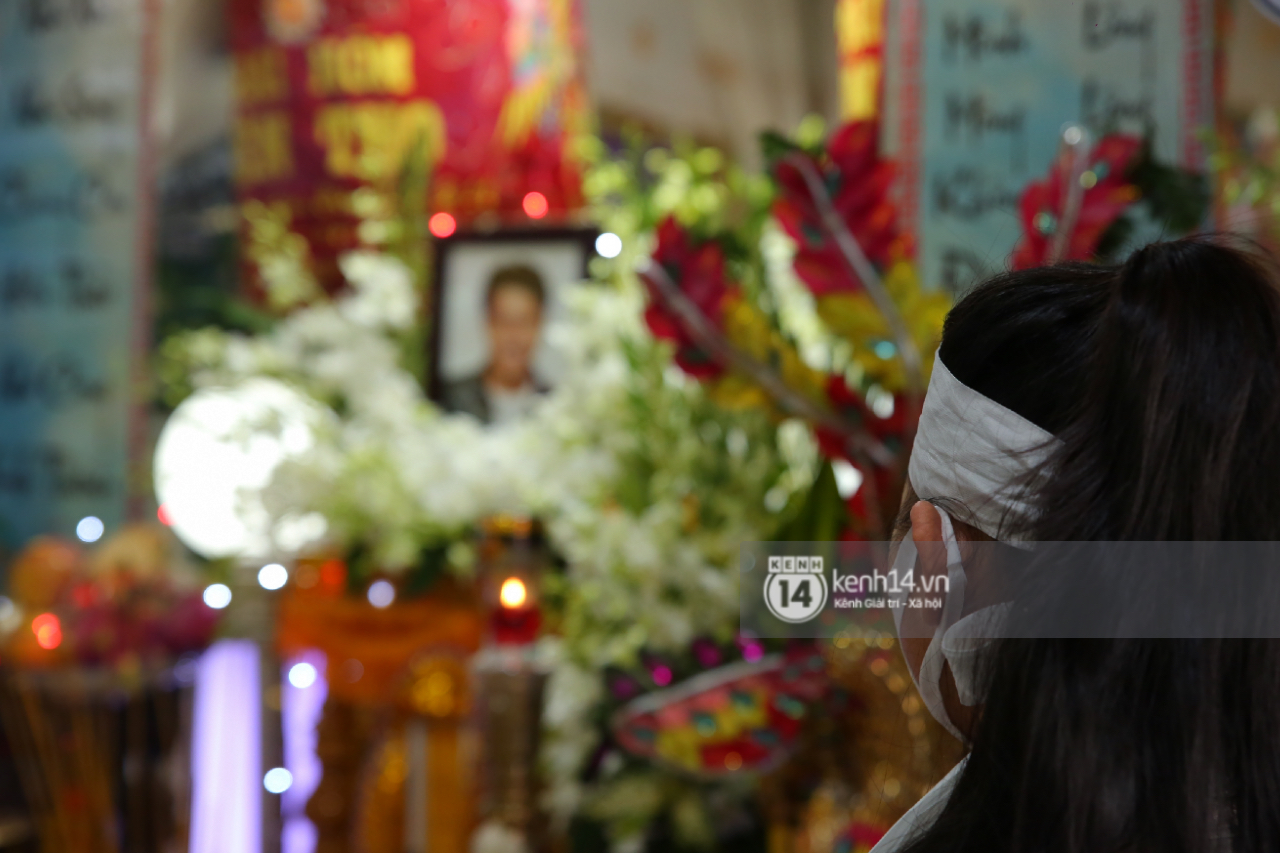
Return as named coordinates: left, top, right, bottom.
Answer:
left=228, top=0, right=589, bottom=290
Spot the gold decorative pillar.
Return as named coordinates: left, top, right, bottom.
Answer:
left=278, top=579, right=484, bottom=853
left=401, top=653, right=477, bottom=853
left=471, top=647, right=548, bottom=853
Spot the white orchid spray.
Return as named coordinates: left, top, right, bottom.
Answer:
left=160, top=241, right=819, bottom=850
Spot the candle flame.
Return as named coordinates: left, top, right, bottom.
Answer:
left=499, top=577, right=528, bottom=609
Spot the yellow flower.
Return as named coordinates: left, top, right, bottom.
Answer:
left=708, top=375, right=773, bottom=412
left=722, top=296, right=828, bottom=404
left=815, top=262, right=949, bottom=392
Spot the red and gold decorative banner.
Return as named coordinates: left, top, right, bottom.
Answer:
left=227, top=0, right=590, bottom=289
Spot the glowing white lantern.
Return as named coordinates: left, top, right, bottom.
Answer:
left=203, top=584, right=233, bottom=610
left=367, top=580, right=395, bottom=609
left=595, top=232, right=623, bottom=259
left=76, top=516, right=105, bottom=543
left=154, top=379, right=327, bottom=560
left=288, top=662, right=317, bottom=689
left=258, top=563, right=289, bottom=590
left=263, top=767, right=293, bottom=794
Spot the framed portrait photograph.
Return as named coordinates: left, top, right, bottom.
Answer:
left=428, top=227, right=599, bottom=425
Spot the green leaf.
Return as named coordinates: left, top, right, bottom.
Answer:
left=759, top=130, right=803, bottom=173
left=773, top=462, right=845, bottom=542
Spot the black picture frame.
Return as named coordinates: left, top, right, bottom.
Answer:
left=426, top=226, right=599, bottom=414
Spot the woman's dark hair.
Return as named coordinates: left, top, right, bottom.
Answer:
left=904, top=237, right=1280, bottom=853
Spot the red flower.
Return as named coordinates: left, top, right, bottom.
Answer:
left=817, top=375, right=916, bottom=534
left=773, top=122, right=909, bottom=297
left=823, top=376, right=910, bottom=444
left=643, top=217, right=737, bottom=379
left=1011, top=134, right=1143, bottom=269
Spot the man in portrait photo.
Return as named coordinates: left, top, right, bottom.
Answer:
left=440, top=264, right=550, bottom=425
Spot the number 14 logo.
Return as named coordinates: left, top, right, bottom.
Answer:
left=763, top=572, right=828, bottom=623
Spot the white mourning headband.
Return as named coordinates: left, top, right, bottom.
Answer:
left=907, top=352, right=1059, bottom=542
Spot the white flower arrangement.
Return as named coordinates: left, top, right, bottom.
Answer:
left=160, top=246, right=818, bottom=849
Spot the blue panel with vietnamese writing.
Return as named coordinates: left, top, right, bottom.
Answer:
left=0, top=0, right=149, bottom=549
left=883, top=0, right=1214, bottom=293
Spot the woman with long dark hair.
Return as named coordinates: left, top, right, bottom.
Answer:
left=875, top=237, right=1280, bottom=853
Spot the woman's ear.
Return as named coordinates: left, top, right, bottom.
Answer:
left=910, top=499, right=943, bottom=540
left=910, top=500, right=947, bottom=582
